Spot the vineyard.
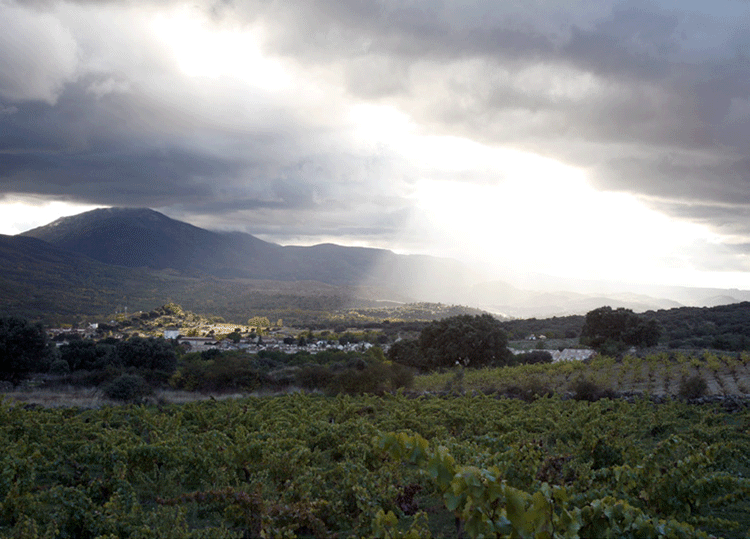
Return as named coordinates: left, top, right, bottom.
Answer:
left=1, top=392, right=749, bottom=538
left=414, top=352, right=750, bottom=399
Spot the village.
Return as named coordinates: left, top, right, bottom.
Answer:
left=45, top=319, right=595, bottom=363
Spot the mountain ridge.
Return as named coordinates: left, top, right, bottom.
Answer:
left=21, top=207, right=469, bottom=291
left=14, top=207, right=750, bottom=319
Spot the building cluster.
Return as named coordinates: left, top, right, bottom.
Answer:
left=177, top=335, right=377, bottom=354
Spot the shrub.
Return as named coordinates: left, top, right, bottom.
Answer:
left=387, top=339, right=427, bottom=372
left=173, top=351, right=261, bottom=392
left=296, top=365, right=331, bottom=390
left=515, top=350, right=553, bottom=365
left=104, top=374, right=149, bottom=403
left=678, top=374, right=708, bottom=399
left=570, top=377, right=616, bottom=402
left=115, top=336, right=177, bottom=373
left=504, top=377, right=554, bottom=402
left=0, top=316, right=51, bottom=384
left=48, top=358, right=71, bottom=375
left=327, top=361, right=414, bottom=395
left=387, top=363, right=414, bottom=390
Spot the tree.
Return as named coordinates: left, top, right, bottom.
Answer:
left=387, top=339, right=427, bottom=371
left=418, top=314, right=512, bottom=370
left=115, top=336, right=177, bottom=373
left=104, top=374, right=149, bottom=403
left=247, top=316, right=271, bottom=335
left=580, top=306, right=661, bottom=353
left=225, top=331, right=242, bottom=343
left=0, top=316, right=51, bottom=384
left=60, top=340, right=117, bottom=371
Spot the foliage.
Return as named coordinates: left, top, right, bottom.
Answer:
left=115, top=336, right=178, bottom=373
left=0, top=316, right=51, bottom=384
left=0, top=394, right=747, bottom=537
left=515, top=350, right=554, bottom=365
left=500, top=315, right=585, bottom=341
left=678, top=374, right=708, bottom=400
left=411, top=351, right=750, bottom=399
left=570, top=377, right=617, bottom=402
left=247, top=316, right=271, bottom=334
left=103, top=373, right=150, bottom=402
left=48, top=358, right=71, bottom=376
left=377, top=412, right=749, bottom=538
left=418, top=314, right=513, bottom=370
left=581, top=307, right=661, bottom=352
left=170, top=351, right=264, bottom=392
left=59, top=340, right=117, bottom=371
left=387, top=339, right=427, bottom=371
left=650, top=301, right=750, bottom=351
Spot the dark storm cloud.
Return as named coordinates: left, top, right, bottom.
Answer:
left=3, top=0, right=750, bottom=244
left=0, top=77, right=338, bottom=213
left=228, top=0, right=750, bottom=232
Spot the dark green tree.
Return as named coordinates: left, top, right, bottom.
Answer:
left=387, top=339, right=427, bottom=371
left=225, top=331, right=242, bottom=343
left=0, top=316, right=51, bottom=384
left=580, top=306, right=661, bottom=353
left=104, top=373, right=149, bottom=403
left=59, top=340, right=117, bottom=371
left=418, top=314, right=512, bottom=370
left=115, top=336, right=177, bottom=373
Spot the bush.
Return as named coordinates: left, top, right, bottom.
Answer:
left=0, top=316, right=51, bottom=384
left=48, top=358, right=71, bottom=375
left=172, top=351, right=261, bottom=392
left=570, top=377, right=616, bottom=402
left=678, top=374, right=708, bottom=399
left=296, top=364, right=331, bottom=390
left=104, top=374, right=149, bottom=403
left=332, top=364, right=389, bottom=395
left=515, top=350, right=553, bottom=365
left=387, top=339, right=427, bottom=371
left=115, top=336, right=177, bottom=373
left=504, top=377, right=554, bottom=402
left=387, top=363, right=414, bottom=390
left=60, top=341, right=117, bottom=371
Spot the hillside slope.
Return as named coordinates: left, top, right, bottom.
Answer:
left=22, top=208, right=476, bottom=298
left=0, top=234, right=389, bottom=323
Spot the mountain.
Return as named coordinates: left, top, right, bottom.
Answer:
left=21, top=208, right=476, bottom=299
left=14, top=207, right=750, bottom=319
left=0, top=232, right=420, bottom=324
left=0, top=233, right=166, bottom=319
left=20, top=208, right=283, bottom=278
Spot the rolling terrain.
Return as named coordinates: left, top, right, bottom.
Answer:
left=5, top=207, right=750, bottom=322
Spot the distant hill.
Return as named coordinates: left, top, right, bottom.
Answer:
left=21, top=208, right=285, bottom=278
left=0, top=233, right=377, bottom=323
left=12, top=207, right=750, bottom=321
left=646, top=301, right=750, bottom=351
left=0, top=230, right=471, bottom=325
left=498, top=301, right=750, bottom=352
left=21, top=208, right=476, bottom=299
left=0, top=234, right=166, bottom=319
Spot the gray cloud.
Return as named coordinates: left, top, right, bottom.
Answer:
left=0, top=2, right=78, bottom=103
left=3, top=0, right=750, bottom=261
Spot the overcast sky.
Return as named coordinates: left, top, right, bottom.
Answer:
left=2, top=0, right=750, bottom=289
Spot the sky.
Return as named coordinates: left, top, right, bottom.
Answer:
left=1, top=0, right=750, bottom=290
